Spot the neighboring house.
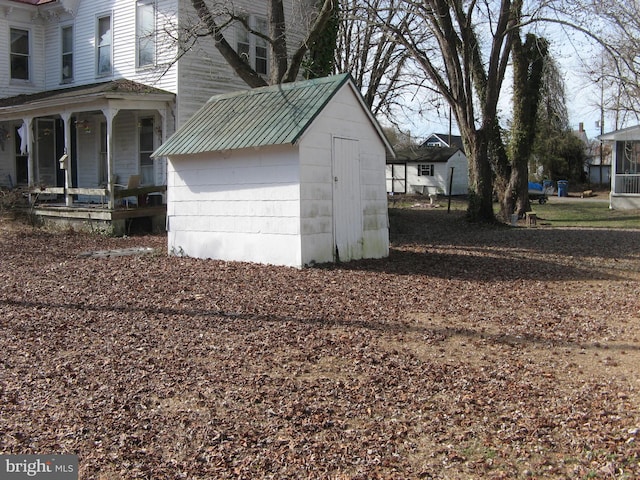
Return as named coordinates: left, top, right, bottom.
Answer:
left=386, top=146, right=468, bottom=196
left=0, top=0, right=302, bottom=232
left=420, top=132, right=464, bottom=151
left=573, top=122, right=611, bottom=186
left=586, top=141, right=611, bottom=186
left=153, top=74, right=392, bottom=268
left=599, top=125, right=640, bottom=209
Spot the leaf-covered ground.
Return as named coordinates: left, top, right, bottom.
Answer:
left=1, top=207, right=639, bottom=479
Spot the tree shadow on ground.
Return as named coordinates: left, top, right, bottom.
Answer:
left=2, top=297, right=637, bottom=354
left=322, top=208, right=639, bottom=281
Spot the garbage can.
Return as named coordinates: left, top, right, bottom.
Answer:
left=543, top=180, right=553, bottom=191
left=557, top=180, right=569, bottom=197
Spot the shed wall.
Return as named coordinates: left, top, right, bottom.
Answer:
left=298, top=86, right=389, bottom=264
left=167, top=145, right=303, bottom=266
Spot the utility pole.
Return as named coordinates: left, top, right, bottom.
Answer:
left=599, top=78, right=604, bottom=187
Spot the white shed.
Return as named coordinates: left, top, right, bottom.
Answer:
left=152, top=74, right=392, bottom=267
left=386, top=146, right=468, bottom=195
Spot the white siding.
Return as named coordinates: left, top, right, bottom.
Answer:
left=175, top=0, right=307, bottom=127
left=298, top=85, right=389, bottom=264
left=404, top=152, right=469, bottom=196
left=167, top=145, right=304, bottom=266
left=0, top=10, right=47, bottom=97
left=447, top=151, right=469, bottom=195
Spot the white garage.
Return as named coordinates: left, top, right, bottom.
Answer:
left=153, top=74, right=393, bottom=267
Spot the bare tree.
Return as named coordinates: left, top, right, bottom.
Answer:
left=188, top=0, right=339, bottom=86
left=335, top=0, right=414, bottom=119
left=386, top=0, right=529, bottom=222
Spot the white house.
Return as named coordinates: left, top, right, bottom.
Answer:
left=599, top=125, right=640, bottom=210
left=153, top=74, right=392, bottom=268
left=0, top=0, right=308, bottom=232
left=386, top=146, right=468, bottom=196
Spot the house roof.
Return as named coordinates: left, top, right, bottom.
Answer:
left=421, top=133, right=464, bottom=150
left=0, top=79, right=173, bottom=109
left=153, top=73, right=393, bottom=157
left=388, top=146, right=461, bottom=164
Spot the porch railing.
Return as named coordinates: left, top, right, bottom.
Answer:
left=614, top=174, right=640, bottom=194
left=29, top=185, right=166, bottom=207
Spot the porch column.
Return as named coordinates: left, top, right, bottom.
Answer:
left=60, top=113, right=73, bottom=207
left=158, top=107, right=168, bottom=185
left=21, top=117, right=34, bottom=203
left=102, top=107, right=119, bottom=209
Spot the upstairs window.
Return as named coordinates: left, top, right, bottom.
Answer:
left=136, top=0, right=156, bottom=68
left=236, top=16, right=268, bottom=76
left=10, top=28, right=30, bottom=81
left=61, top=25, right=74, bottom=83
left=96, top=14, right=112, bottom=76
left=417, top=164, right=434, bottom=176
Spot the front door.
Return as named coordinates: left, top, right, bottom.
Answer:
left=35, top=118, right=78, bottom=188
left=332, top=136, right=362, bottom=262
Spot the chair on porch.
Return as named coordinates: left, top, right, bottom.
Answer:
left=114, top=174, right=141, bottom=208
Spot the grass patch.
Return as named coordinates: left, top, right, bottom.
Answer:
left=389, top=194, right=640, bottom=229
left=529, top=200, right=640, bottom=228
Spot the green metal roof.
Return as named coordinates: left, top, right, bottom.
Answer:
left=153, top=74, right=357, bottom=157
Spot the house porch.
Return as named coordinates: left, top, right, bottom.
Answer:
left=0, top=80, right=175, bottom=231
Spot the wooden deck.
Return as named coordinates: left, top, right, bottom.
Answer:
left=30, top=202, right=166, bottom=235
left=26, top=185, right=167, bottom=235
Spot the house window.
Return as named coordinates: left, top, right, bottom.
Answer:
left=96, top=14, right=112, bottom=76
left=417, top=164, right=434, bottom=176
left=10, top=28, right=30, bottom=80
left=139, top=117, right=155, bottom=185
left=254, top=17, right=268, bottom=75
left=61, top=25, right=73, bottom=83
left=136, top=0, right=156, bottom=68
left=236, top=16, right=268, bottom=75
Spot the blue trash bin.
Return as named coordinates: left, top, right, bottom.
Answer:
left=557, top=180, right=568, bottom=197
left=543, top=180, right=553, bottom=191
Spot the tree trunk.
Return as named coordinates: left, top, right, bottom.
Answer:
left=190, top=0, right=268, bottom=88
left=459, top=123, right=496, bottom=223
left=268, top=0, right=288, bottom=84
left=505, top=34, right=548, bottom=218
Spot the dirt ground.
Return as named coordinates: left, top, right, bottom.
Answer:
left=1, top=207, right=639, bottom=479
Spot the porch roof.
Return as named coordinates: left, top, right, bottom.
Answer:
left=0, top=79, right=175, bottom=119
left=599, top=124, right=640, bottom=142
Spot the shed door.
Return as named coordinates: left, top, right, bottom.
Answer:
left=332, top=137, right=362, bottom=262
